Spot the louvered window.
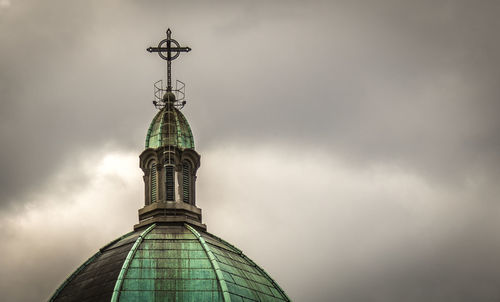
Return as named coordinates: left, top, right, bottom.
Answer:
left=165, top=165, right=175, bottom=201
left=182, top=160, right=191, bottom=203
left=150, top=163, right=157, bottom=203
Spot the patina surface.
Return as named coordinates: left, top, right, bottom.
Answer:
left=50, top=225, right=290, bottom=302
left=145, top=107, right=195, bottom=150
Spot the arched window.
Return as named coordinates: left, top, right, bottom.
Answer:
left=182, top=160, right=192, bottom=203
left=165, top=165, right=174, bottom=201
left=150, top=162, right=157, bottom=203
left=164, top=154, right=175, bottom=201
left=164, top=163, right=173, bottom=203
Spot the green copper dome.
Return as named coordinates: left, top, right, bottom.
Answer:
left=50, top=224, right=290, bottom=302
left=145, top=107, right=195, bottom=150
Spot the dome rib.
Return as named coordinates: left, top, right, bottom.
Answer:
left=49, top=230, right=136, bottom=302
left=207, top=232, right=292, bottom=301
left=111, top=224, right=157, bottom=302
left=186, top=224, right=231, bottom=302
left=115, top=225, right=224, bottom=300
left=145, top=110, right=161, bottom=148
left=174, top=110, right=181, bottom=147
left=49, top=250, right=101, bottom=302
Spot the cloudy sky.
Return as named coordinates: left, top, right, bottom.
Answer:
left=1, top=0, right=500, bottom=301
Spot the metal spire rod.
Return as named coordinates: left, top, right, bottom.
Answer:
left=147, top=28, right=191, bottom=91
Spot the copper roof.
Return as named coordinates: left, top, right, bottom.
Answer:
left=145, top=107, right=195, bottom=150
left=50, top=224, right=290, bottom=302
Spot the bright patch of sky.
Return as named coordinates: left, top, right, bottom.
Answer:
left=2, top=144, right=498, bottom=301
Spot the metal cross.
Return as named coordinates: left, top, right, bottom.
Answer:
left=147, top=28, right=191, bottom=91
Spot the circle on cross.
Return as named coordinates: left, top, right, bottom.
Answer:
left=157, top=38, right=181, bottom=61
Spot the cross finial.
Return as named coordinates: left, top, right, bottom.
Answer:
left=147, top=28, right=191, bottom=91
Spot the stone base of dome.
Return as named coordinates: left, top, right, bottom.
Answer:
left=134, top=215, right=207, bottom=231
left=134, top=201, right=206, bottom=231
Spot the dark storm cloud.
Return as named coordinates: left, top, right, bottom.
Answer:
left=191, top=0, right=500, bottom=186
left=2, top=0, right=499, bottom=207
left=0, top=0, right=100, bottom=207
left=0, top=0, right=154, bottom=208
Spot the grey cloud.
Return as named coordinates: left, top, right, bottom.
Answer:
left=1, top=1, right=500, bottom=301
left=191, top=0, right=500, bottom=186
left=2, top=0, right=499, bottom=207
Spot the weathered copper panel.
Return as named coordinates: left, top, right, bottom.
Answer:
left=51, top=232, right=140, bottom=302
left=50, top=225, right=290, bottom=301
left=118, top=225, right=223, bottom=301
left=145, top=107, right=195, bottom=150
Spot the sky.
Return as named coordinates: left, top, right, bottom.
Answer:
left=1, top=0, right=500, bottom=301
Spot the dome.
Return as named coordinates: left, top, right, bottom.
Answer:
left=145, top=107, right=195, bottom=150
left=50, top=224, right=290, bottom=302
